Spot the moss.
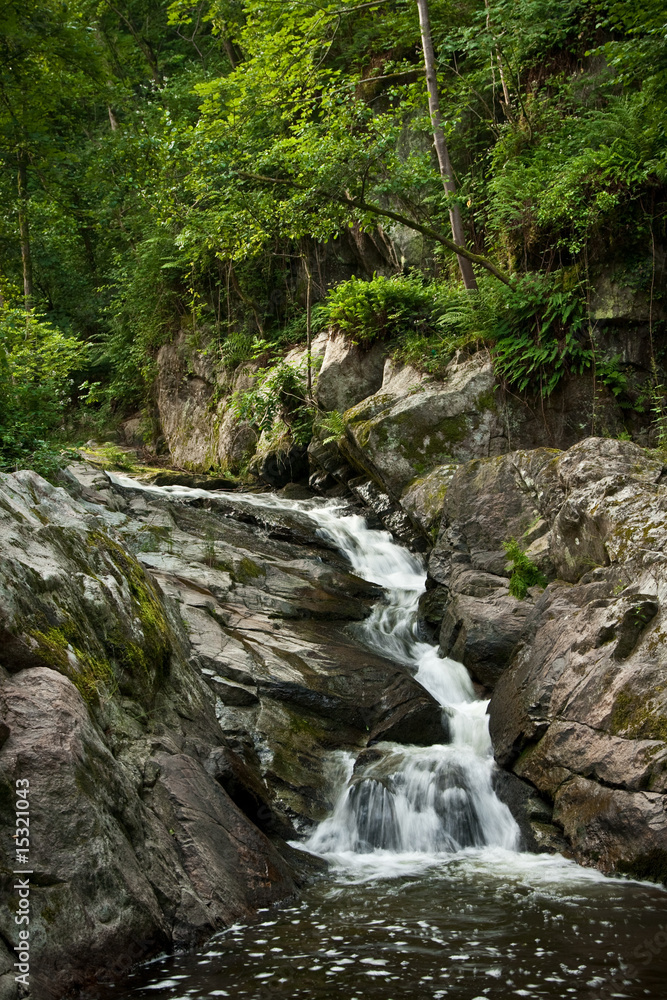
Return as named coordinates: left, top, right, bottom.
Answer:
left=40, top=904, right=58, bottom=926
left=137, top=525, right=172, bottom=553
left=83, top=532, right=173, bottom=702
left=30, top=625, right=116, bottom=704
left=349, top=418, right=373, bottom=449
left=610, top=687, right=667, bottom=742
left=235, top=557, right=265, bottom=584
left=617, top=848, right=667, bottom=886
left=31, top=627, right=69, bottom=668
left=72, top=653, right=117, bottom=703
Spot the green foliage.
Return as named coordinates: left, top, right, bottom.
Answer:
left=316, top=409, right=346, bottom=444
left=232, top=358, right=313, bottom=445
left=321, top=270, right=634, bottom=401
left=0, top=307, right=84, bottom=475
left=503, top=538, right=548, bottom=600
left=648, top=372, right=667, bottom=449
left=322, top=274, right=443, bottom=347
left=491, top=275, right=592, bottom=394
left=1, top=0, right=666, bottom=439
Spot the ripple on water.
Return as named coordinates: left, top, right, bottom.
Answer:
left=90, top=852, right=666, bottom=1000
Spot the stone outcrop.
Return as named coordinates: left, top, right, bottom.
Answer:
left=309, top=345, right=633, bottom=517
left=340, top=352, right=501, bottom=498
left=424, top=437, right=667, bottom=881
left=0, top=464, right=448, bottom=999
left=315, top=334, right=388, bottom=413
left=0, top=471, right=300, bottom=1000
left=156, top=331, right=259, bottom=472
left=155, top=332, right=329, bottom=477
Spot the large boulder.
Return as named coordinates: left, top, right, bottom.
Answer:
left=341, top=352, right=501, bottom=498
left=0, top=471, right=298, bottom=1000
left=423, top=438, right=667, bottom=881
left=315, top=333, right=388, bottom=412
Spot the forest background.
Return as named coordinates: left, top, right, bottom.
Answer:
left=0, top=0, right=665, bottom=475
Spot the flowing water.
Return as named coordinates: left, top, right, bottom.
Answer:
left=105, top=481, right=667, bottom=999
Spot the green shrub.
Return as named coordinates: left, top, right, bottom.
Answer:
left=491, top=274, right=592, bottom=395
left=232, top=358, right=313, bottom=445
left=503, top=538, right=548, bottom=599
left=315, top=409, right=346, bottom=444
left=0, top=307, right=85, bottom=476
left=322, top=274, right=442, bottom=346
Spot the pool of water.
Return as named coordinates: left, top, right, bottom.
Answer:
left=100, top=482, right=667, bottom=1000
left=103, top=848, right=666, bottom=1000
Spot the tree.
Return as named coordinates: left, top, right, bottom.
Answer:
left=416, top=0, right=477, bottom=289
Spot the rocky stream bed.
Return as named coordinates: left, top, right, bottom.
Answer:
left=0, top=435, right=666, bottom=999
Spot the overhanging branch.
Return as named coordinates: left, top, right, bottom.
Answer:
left=237, top=171, right=511, bottom=285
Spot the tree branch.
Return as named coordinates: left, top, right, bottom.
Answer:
left=237, top=171, right=511, bottom=285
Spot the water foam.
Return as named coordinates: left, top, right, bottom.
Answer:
left=110, top=475, right=520, bottom=862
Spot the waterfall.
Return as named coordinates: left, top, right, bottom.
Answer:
left=109, top=476, right=519, bottom=859
left=303, top=506, right=519, bottom=859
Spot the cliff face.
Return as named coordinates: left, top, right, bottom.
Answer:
left=423, top=437, right=667, bottom=881
left=0, top=466, right=447, bottom=999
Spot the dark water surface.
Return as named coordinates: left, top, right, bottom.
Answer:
left=97, top=483, right=667, bottom=1000
left=102, top=849, right=666, bottom=1000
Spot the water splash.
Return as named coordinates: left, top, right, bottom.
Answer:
left=110, top=475, right=519, bottom=860
left=303, top=505, right=520, bottom=860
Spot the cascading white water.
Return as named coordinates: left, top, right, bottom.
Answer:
left=110, top=476, right=519, bottom=859
left=303, top=508, right=520, bottom=859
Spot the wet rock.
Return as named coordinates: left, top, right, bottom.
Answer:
left=204, top=746, right=294, bottom=838
left=347, top=475, right=424, bottom=546
left=307, top=435, right=356, bottom=484
left=147, top=471, right=235, bottom=490
left=0, top=471, right=302, bottom=996
left=208, top=676, right=260, bottom=705
left=491, top=769, right=567, bottom=853
left=439, top=589, right=531, bottom=690
left=368, top=675, right=450, bottom=746
left=425, top=437, right=667, bottom=880
left=149, top=751, right=296, bottom=940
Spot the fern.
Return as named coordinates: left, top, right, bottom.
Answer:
left=316, top=409, right=346, bottom=444
left=503, top=538, right=547, bottom=600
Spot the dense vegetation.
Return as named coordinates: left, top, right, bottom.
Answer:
left=1, top=0, right=665, bottom=471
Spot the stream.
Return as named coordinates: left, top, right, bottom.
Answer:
left=105, top=485, right=667, bottom=999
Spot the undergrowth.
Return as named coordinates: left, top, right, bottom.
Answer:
left=503, top=538, right=548, bottom=600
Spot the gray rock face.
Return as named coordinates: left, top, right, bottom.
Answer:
left=156, top=331, right=259, bottom=472
left=425, top=437, right=667, bottom=881
left=0, top=466, right=448, bottom=998
left=155, top=332, right=330, bottom=476
left=315, top=333, right=388, bottom=412
left=399, top=463, right=458, bottom=536
left=0, top=471, right=298, bottom=1000
left=341, top=353, right=499, bottom=498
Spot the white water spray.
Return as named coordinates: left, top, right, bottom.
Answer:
left=304, top=509, right=519, bottom=859
left=110, top=475, right=519, bottom=860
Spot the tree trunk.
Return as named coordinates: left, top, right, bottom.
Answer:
left=305, top=259, right=313, bottom=400
left=416, top=0, right=478, bottom=290
left=17, top=150, right=34, bottom=311
left=485, top=0, right=512, bottom=111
